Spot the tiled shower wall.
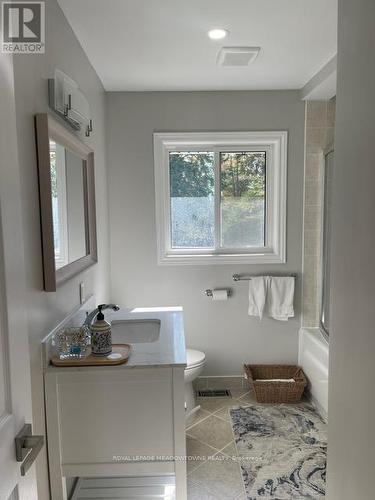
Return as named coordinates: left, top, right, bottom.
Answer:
left=302, top=99, right=336, bottom=327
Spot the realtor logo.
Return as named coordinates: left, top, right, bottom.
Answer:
left=2, top=2, right=45, bottom=53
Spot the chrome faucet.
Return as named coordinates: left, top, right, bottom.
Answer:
left=84, top=303, right=120, bottom=327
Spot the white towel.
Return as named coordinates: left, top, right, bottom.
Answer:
left=268, top=277, right=295, bottom=321
left=248, top=276, right=268, bottom=319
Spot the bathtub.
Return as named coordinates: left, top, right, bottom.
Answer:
left=298, top=328, right=329, bottom=419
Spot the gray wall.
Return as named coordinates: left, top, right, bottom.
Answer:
left=327, top=0, right=375, bottom=498
left=12, top=0, right=110, bottom=497
left=106, top=91, right=305, bottom=375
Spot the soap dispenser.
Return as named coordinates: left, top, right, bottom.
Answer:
left=90, top=305, right=112, bottom=356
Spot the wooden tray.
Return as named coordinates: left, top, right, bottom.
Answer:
left=51, top=343, right=131, bottom=367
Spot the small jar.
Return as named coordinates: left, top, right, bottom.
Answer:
left=53, top=327, right=89, bottom=359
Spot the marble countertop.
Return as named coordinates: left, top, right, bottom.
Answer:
left=106, top=307, right=187, bottom=368
left=45, top=306, right=187, bottom=371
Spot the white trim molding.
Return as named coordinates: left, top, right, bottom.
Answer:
left=153, top=131, right=288, bottom=265
left=300, top=55, right=337, bottom=101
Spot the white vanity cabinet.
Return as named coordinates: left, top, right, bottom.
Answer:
left=44, top=308, right=187, bottom=500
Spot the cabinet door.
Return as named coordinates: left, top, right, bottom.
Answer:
left=56, top=368, right=175, bottom=465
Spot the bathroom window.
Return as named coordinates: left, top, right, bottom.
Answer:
left=154, top=132, right=287, bottom=265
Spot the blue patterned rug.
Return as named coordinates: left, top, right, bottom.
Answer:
left=230, top=404, right=327, bottom=499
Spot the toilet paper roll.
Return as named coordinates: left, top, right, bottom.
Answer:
left=211, top=289, right=229, bottom=301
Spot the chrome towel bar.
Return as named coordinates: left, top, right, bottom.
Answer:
left=233, top=273, right=297, bottom=281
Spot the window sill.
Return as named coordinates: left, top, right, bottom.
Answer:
left=158, top=251, right=286, bottom=266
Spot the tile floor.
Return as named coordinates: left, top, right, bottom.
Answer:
left=186, top=384, right=256, bottom=500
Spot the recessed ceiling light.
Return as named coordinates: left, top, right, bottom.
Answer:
left=208, top=28, right=229, bottom=40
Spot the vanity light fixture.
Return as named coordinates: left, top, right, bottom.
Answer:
left=207, top=28, right=229, bottom=40
left=48, top=69, right=93, bottom=136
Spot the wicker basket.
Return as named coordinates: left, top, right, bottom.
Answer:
left=244, top=364, right=307, bottom=403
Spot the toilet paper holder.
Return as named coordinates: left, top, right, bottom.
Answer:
left=204, top=288, right=232, bottom=298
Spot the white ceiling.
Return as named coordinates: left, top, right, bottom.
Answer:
left=58, top=0, right=337, bottom=92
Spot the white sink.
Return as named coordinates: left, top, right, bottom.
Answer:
left=111, top=319, right=161, bottom=343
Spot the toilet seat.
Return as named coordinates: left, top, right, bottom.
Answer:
left=186, top=349, right=206, bottom=369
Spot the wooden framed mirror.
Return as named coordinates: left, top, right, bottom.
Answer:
left=35, top=113, right=97, bottom=291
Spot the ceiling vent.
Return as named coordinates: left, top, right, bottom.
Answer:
left=217, top=47, right=260, bottom=67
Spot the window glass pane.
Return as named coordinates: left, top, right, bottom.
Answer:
left=169, top=151, right=214, bottom=248
left=220, top=151, right=266, bottom=248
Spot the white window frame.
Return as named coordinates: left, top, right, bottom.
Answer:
left=153, top=131, right=288, bottom=265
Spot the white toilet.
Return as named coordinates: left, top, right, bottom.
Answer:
left=185, top=348, right=206, bottom=418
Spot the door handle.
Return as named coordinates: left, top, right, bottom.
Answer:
left=15, top=424, right=44, bottom=476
